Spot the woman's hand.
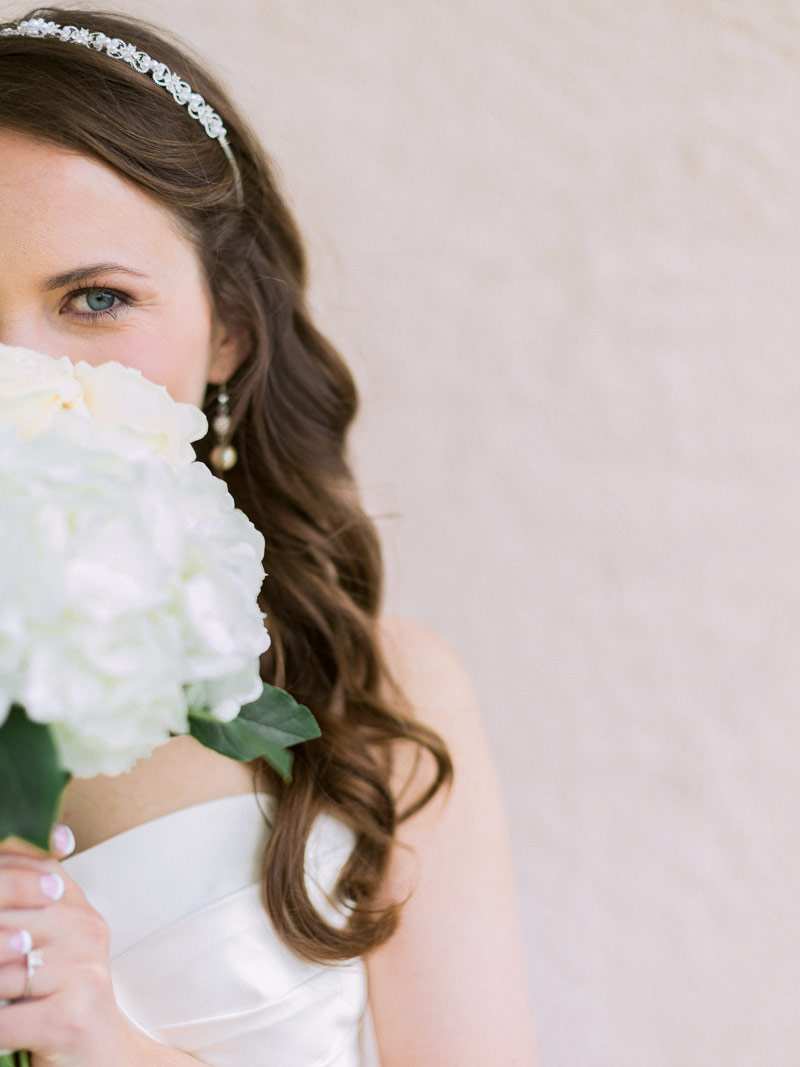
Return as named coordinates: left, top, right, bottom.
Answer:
left=0, top=828, right=132, bottom=1067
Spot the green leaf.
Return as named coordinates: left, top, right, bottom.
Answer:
left=0, top=706, right=70, bottom=851
left=189, top=685, right=321, bottom=782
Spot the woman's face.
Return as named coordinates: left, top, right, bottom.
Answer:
left=0, top=128, right=241, bottom=406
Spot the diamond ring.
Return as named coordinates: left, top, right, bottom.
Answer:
left=22, top=948, right=44, bottom=999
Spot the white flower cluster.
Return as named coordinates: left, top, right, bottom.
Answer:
left=0, top=346, right=207, bottom=468
left=0, top=346, right=270, bottom=777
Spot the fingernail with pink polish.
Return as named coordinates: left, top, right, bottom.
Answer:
left=40, top=873, right=64, bottom=901
left=9, top=929, right=32, bottom=955
left=51, top=824, right=76, bottom=858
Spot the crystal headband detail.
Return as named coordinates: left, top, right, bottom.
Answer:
left=1, top=18, right=244, bottom=206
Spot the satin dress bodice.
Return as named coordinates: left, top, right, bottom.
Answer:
left=62, top=793, right=380, bottom=1067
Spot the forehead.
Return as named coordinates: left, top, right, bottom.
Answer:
left=0, top=128, right=199, bottom=280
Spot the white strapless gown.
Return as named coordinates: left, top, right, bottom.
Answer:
left=62, top=793, right=380, bottom=1067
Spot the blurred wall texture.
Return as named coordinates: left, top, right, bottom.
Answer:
left=4, top=1, right=799, bottom=1064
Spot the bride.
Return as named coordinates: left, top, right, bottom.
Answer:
left=0, top=7, right=538, bottom=1065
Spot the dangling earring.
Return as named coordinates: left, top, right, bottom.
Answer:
left=209, top=384, right=238, bottom=474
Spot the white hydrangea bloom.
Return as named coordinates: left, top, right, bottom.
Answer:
left=0, top=346, right=269, bottom=777
left=0, top=345, right=207, bottom=467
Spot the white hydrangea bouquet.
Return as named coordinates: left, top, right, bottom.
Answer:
left=0, top=344, right=319, bottom=855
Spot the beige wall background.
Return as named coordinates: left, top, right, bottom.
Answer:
left=5, top=1, right=800, bottom=1063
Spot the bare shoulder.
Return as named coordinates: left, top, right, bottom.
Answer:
left=378, top=612, right=467, bottom=673
left=377, top=613, right=485, bottom=737
left=368, top=615, right=540, bottom=1067
left=376, top=613, right=496, bottom=820
left=375, top=613, right=513, bottom=865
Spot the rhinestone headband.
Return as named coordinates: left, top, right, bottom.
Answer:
left=0, top=17, right=244, bottom=206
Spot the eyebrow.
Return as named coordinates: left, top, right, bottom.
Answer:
left=42, top=264, right=150, bottom=291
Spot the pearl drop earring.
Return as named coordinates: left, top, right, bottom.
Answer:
left=210, top=384, right=238, bottom=473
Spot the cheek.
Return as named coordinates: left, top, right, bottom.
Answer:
left=106, top=316, right=213, bottom=407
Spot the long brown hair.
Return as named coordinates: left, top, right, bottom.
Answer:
left=0, top=6, right=452, bottom=962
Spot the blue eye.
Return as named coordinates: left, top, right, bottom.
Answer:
left=63, top=285, right=132, bottom=322
left=85, top=291, right=116, bottom=312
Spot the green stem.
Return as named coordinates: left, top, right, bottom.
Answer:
left=0, top=1052, right=27, bottom=1067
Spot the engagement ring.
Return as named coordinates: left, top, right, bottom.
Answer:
left=22, top=948, right=44, bottom=998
